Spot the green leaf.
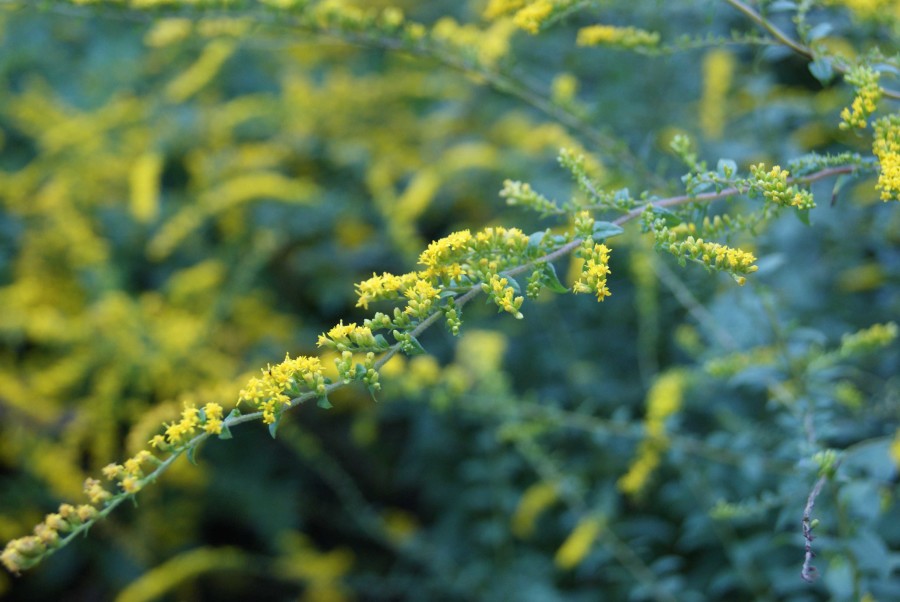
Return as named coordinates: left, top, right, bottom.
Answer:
left=354, top=363, right=367, bottom=379
left=404, top=334, right=427, bottom=355
left=225, top=408, right=241, bottom=420
left=374, top=334, right=391, bottom=349
left=613, top=188, right=631, bottom=204
left=651, top=205, right=683, bottom=227
left=809, top=57, right=834, bottom=85
left=768, top=0, right=797, bottom=11
left=528, top=230, right=546, bottom=249
left=591, top=221, right=624, bottom=240
left=317, top=395, right=333, bottom=410
left=795, top=207, right=811, bottom=226
left=268, top=415, right=281, bottom=439
left=506, top=276, right=522, bottom=295
left=830, top=174, right=849, bottom=206
left=807, top=22, right=833, bottom=42
left=187, top=444, right=199, bottom=465
left=218, top=423, right=233, bottom=440
left=543, top=263, right=569, bottom=293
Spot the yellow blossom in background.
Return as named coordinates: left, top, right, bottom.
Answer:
left=839, top=321, right=898, bottom=355
left=873, top=115, right=900, bottom=201
left=511, top=481, right=558, bottom=537
left=576, top=24, right=660, bottom=49
left=144, top=18, right=193, bottom=47
left=457, top=330, right=507, bottom=377
left=129, top=152, right=163, bottom=223
left=822, top=0, right=900, bottom=21
left=551, top=72, right=578, bottom=104
left=430, top=16, right=516, bottom=68
left=114, top=547, right=250, bottom=602
left=555, top=515, right=604, bottom=570
left=699, top=48, right=735, bottom=139
left=483, top=0, right=526, bottom=20
left=164, top=39, right=236, bottom=103
left=479, top=18, right=518, bottom=66
left=619, top=370, right=686, bottom=497
left=512, top=0, right=554, bottom=34
left=381, top=509, right=419, bottom=545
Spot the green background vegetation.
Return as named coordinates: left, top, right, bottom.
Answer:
left=1, top=1, right=899, bottom=600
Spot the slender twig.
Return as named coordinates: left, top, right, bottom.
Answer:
left=723, top=0, right=900, bottom=100
left=800, top=472, right=829, bottom=582
left=617, top=164, right=861, bottom=224
left=724, top=0, right=811, bottom=58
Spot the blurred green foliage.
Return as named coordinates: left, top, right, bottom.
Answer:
left=1, top=1, right=899, bottom=600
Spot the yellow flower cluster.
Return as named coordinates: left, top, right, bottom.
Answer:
left=483, top=275, right=525, bottom=319
left=101, top=449, right=162, bottom=495
left=873, top=115, right=900, bottom=201
left=355, top=271, right=421, bottom=310
left=651, top=213, right=758, bottom=285
left=750, top=164, right=816, bottom=210
left=618, top=371, right=685, bottom=497
left=150, top=401, right=227, bottom=448
left=573, top=241, right=612, bottom=301
left=840, top=66, right=881, bottom=130
left=403, top=279, right=442, bottom=318
left=512, top=0, right=554, bottom=34
left=2, top=503, right=98, bottom=574
left=317, top=320, right=379, bottom=350
left=576, top=24, right=660, bottom=49
left=238, top=354, right=327, bottom=424
left=839, top=321, right=898, bottom=356
left=418, top=229, right=474, bottom=278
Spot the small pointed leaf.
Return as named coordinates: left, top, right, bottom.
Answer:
left=591, top=221, right=624, bottom=241
left=405, top=334, right=427, bottom=355
left=809, top=57, right=834, bottom=85
left=268, top=416, right=281, bottom=439
left=528, top=230, right=546, bottom=249
left=187, top=444, right=199, bottom=465
left=543, top=263, right=569, bottom=293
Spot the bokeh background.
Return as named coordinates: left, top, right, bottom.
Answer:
left=1, top=1, right=899, bottom=600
